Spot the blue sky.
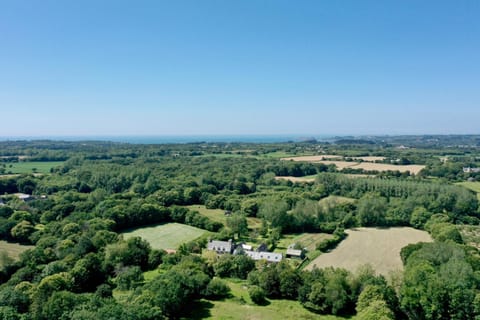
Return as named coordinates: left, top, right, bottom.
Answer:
left=1, top=0, right=479, bottom=136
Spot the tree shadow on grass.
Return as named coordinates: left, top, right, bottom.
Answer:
left=253, top=298, right=271, bottom=306
left=180, top=300, right=214, bottom=320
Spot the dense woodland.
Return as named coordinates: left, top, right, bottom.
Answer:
left=1, top=137, right=480, bottom=319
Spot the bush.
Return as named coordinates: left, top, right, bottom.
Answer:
left=249, top=286, right=266, bottom=305
left=203, top=278, right=230, bottom=300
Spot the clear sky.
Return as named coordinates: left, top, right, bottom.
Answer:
left=1, top=0, right=479, bottom=137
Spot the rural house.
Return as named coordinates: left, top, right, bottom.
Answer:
left=207, top=239, right=234, bottom=254
left=244, top=250, right=283, bottom=263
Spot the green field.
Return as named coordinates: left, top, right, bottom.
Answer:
left=186, top=205, right=262, bottom=230
left=122, top=223, right=207, bottom=250
left=182, top=279, right=345, bottom=320
left=456, top=182, right=480, bottom=200
left=0, top=240, right=34, bottom=260
left=318, top=195, right=356, bottom=210
left=1, top=161, right=64, bottom=174
left=276, top=232, right=333, bottom=252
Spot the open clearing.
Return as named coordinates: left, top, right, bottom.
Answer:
left=187, top=205, right=262, bottom=230
left=275, top=176, right=316, bottom=183
left=1, top=161, right=63, bottom=174
left=305, top=227, right=432, bottom=276
left=281, top=155, right=342, bottom=162
left=183, top=279, right=345, bottom=320
left=318, top=195, right=356, bottom=210
left=122, top=223, right=207, bottom=250
left=0, top=240, right=34, bottom=260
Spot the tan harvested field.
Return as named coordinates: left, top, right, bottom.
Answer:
left=305, top=227, right=432, bottom=276
left=281, top=155, right=386, bottom=162
left=351, top=156, right=386, bottom=162
left=315, top=161, right=425, bottom=174
left=317, top=160, right=359, bottom=170
left=280, top=156, right=425, bottom=174
left=275, top=176, right=316, bottom=183
left=352, top=162, right=425, bottom=174
left=0, top=155, right=30, bottom=160
left=281, top=155, right=342, bottom=161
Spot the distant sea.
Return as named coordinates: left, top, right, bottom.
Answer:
left=0, top=135, right=334, bottom=144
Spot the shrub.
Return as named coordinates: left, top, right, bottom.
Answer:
left=203, top=278, right=230, bottom=300
left=249, top=286, right=266, bottom=305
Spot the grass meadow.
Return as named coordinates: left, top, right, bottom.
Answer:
left=187, top=205, right=262, bottom=230
left=182, top=279, right=346, bottom=320
left=122, top=223, right=207, bottom=250
left=1, top=161, right=64, bottom=174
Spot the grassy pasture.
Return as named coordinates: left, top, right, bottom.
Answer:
left=276, top=233, right=333, bottom=252
left=305, top=227, right=432, bottom=276
left=122, top=223, right=207, bottom=250
left=183, top=279, right=345, bottom=320
left=186, top=205, right=262, bottom=230
left=0, top=240, right=34, bottom=260
left=1, top=161, right=63, bottom=174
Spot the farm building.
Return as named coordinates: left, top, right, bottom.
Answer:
left=286, top=244, right=305, bottom=259
left=207, top=239, right=234, bottom=254
left=15, top=193, right=34, bottom=201
left=244, top=250, right=283, bottom=263
left=286, top=248, right=305, bottom=259
left=463, top=167, right=480, bottom=173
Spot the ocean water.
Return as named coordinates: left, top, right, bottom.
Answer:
left=0, top=135, right=334, bottom=144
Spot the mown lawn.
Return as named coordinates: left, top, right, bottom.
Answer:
left=182, top=279, right=346, bottom=320
left=122, top=222, right=207, bottom=250
left=1, top=161, right=63, bottom=174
